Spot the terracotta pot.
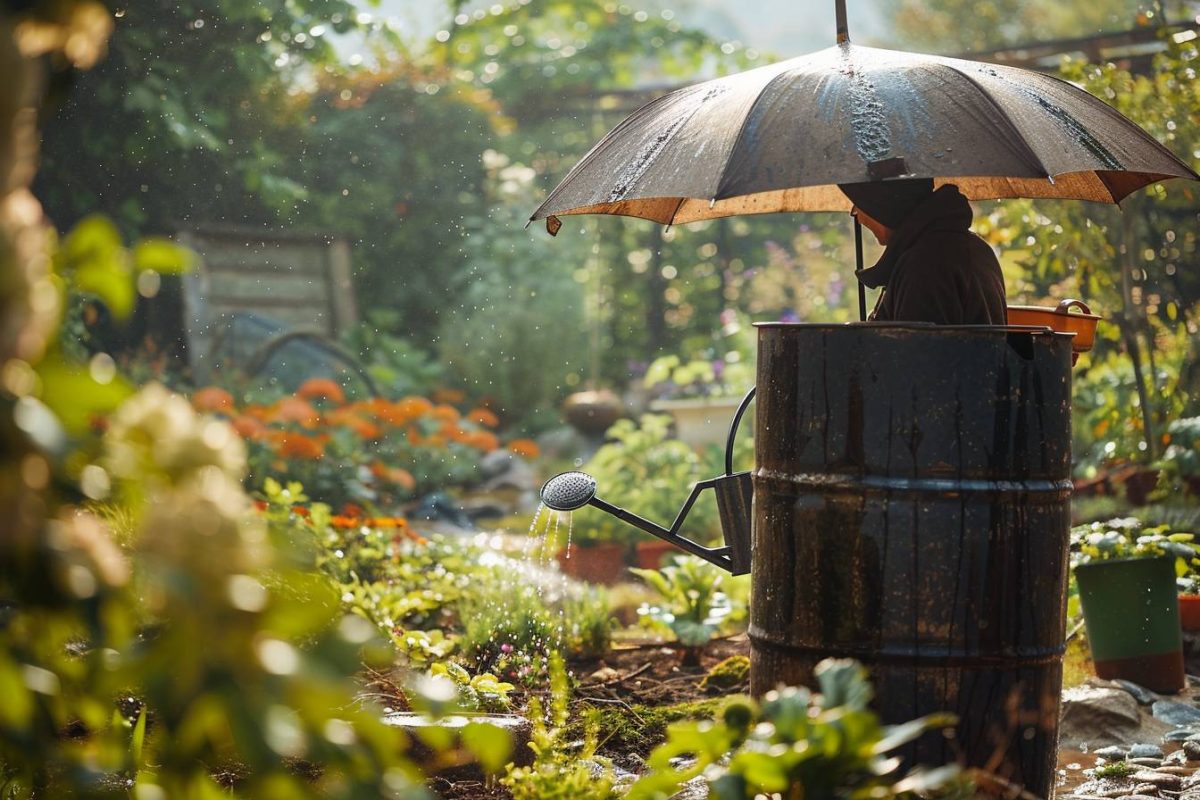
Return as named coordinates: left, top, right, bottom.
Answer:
left=1180, top=594, right=1200, bottom=632
left=556, top=542, right=626, bottom=585
left=1124, top=469, right=1160, bottom=506
left=634, top=539, right=680, bottom=570
left=562, top=390, right=623, bottom=436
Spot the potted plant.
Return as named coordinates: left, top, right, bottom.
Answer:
left=1072, top=517, right=1200, bottom=692
left=642, top=322, right=755, bottom=450
left=1178, top=574, right=1200, bottom=632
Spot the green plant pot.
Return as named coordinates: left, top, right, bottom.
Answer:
left=1075, top=556, right=1185, bottom=693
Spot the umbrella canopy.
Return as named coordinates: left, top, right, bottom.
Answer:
left=529, top=42, right=1198, bottom=231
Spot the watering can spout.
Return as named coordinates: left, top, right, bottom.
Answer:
left=538, top=469, right=752, bottom=575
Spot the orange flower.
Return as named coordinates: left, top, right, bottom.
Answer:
left=329, top=514, right=412, bottom=531
left=231, top=415, right=269, bottom=441
left=352, top=419, right=383, bottom=440
left=296, top=378, right=346, bottom=405
left=274, top=432, right=323, bottom=460
left=327, top=408, right=382, bottom=440
left=396, top=396, right=434, bottom=419
left=193, top=386, right=235, bottom=414
left=370, top=463, right=416, bottom=491
left=464, top=430, right=499, bottom=453
left=431, top=404, right=460, bottom=424
left=433, top=388, right=466, bottom=405
left=242, top=403, right=274, bottom=422
left=507, top=438, right=541, bottom=459
left=468, top=407, right=500, bottom=428
left=272, top=397, right=320, bottom=428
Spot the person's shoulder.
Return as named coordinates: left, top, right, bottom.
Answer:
left=893, top=232, right=969, bottom=275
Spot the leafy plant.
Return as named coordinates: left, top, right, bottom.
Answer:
left=429, top=661, right=515, bottom=714
left=643, top=354, right=753, bottom=401
left=627, top=659, right=963, bottom=800
left=503, top=653, right=617, bottom=800
left=1157, top=416, right=1200, bottom=495
left=1071, top=516, right=1200, bottom=571
left=341, top=310, right=445, bottom=400
left=630, top=555, right=744, bottom=665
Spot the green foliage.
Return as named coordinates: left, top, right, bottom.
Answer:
left=971, top=36, right=1200, bottom=473
left=573, top=415, right=723, bottom=546
left=341, top=311, right=444, bottom=399
left=503, top=653, right=618, bottom=800
left=887, top=0, right=1143, bottom=54
left=428, top=661, right=515, bottom=714
left=458, top=580, right=611, bottom=685
left=436, top=151, right=589, bottom=432
left=643, top=353, right=754, bottom=401
left=36, top=0, right=389, bottom=236
left=630, top=555, right=744, bottom=661
left=35, top=215, right=192, bottom=438
left=627, top=659, right=963, bottom=800
left=1157, top=416, right=1200, bottom=492
left=1070, top=516, right=1200, bottom=570
left=290, top=75, right=496, bottom=336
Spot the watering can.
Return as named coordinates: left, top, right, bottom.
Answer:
left=539, top=388, right=756, bottom=575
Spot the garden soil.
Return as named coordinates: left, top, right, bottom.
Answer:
left=429, top=633, right=1199, bottom=800
left=432, top=635, right=750, bottom=799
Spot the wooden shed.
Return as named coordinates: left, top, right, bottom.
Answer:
left=177, top=226, right=357, bottom=381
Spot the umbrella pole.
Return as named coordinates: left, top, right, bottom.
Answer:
left=855, top=218, right=866, bottom=321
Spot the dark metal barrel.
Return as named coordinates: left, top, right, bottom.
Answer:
left=750, top=323, right=1073, bottom=798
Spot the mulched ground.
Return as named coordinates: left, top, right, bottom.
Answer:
left=433, top=635, right=750, bottom=799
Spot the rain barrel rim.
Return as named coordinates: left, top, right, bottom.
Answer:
left=754, top=321, right=1072, bottom=338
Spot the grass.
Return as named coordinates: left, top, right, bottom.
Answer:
left=569, top=697, right=726, bottom=758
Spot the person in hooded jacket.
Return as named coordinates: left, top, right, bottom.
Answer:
left=838, top=178, right=1007, bottom=325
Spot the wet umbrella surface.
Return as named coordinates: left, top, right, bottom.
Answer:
left=529, top=40, right=1198, bottom=230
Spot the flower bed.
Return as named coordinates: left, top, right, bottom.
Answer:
left=194, top=379, right=539, bottom=510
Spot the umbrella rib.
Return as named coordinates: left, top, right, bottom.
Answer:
left=1018, top=67, right=1200, bottom=181
left=709, top=66, right=799, bottom=201
left=664, top=197, right=688, bottom=228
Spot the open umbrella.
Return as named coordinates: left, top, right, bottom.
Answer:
left=528, top=1, right=1198, bottom=316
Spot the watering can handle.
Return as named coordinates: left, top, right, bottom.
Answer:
left=1055, top=298, right=1092, bottom=316
left=725, top=387, right=756, bottom=477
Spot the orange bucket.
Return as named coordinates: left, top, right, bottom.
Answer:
left=1007, top=299, right=1100, bottom=354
